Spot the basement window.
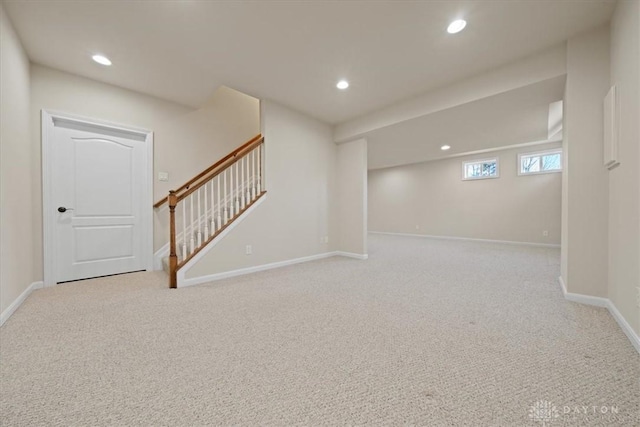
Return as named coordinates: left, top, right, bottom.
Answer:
left=462, top=158, right=499, bottom=180
left=518, top=149, right=562, bottom=175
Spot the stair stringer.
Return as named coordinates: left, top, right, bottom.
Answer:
left=175, top=193, right=268, bottom=287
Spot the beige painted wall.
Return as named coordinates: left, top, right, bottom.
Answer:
left=337, top=138, right=368, bottom=255
left=29, top=65, right=260, bottom=282
left=562, top=26, right=610, bottom=298
left=186, top=100, right=337, bottom=278
left=0, top=5, right=35, bottom=314
left=368, top=143, right=562, bottom=245
left=609, top=0, right=640, bottom=335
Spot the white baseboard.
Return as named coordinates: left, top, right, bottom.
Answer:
left=1, top=281, right=43, bottom=327
left=179, top=251, right=367, bottom=288
left=180, top=252, right=336, bottom=288
left=335, top=251, right=368, bottom=260
left=606, top=300, right=640, bottom=354
left=369, top=231, right=560, bottom=248
left=558, top=276, right=640, bottom=353
left=153, top=245, right=168, bottom=271
left=563, top=290, right=609, bottom=307
left=558, top=275, right=568, bottom=295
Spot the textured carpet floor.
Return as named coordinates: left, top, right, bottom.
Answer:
left=1, top=234, right=638, bottom=426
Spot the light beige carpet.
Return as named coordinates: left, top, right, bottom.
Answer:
left=1, top=234, right=638, bottom=426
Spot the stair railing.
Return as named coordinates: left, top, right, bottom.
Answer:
left=154, top=134, right=263, bottom=209
left=156, top=135, right=265, bottom=288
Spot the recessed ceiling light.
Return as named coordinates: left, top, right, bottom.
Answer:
left=447, top=19, right=467, bottom=34
left=441, top=145, right=451, bottom=150
left=92, top=54, right=112, bottom=66
left=336, top=80, right=349, bottom=90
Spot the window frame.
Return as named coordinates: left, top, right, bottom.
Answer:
left=517, top=148, right=563, bottom=176
left=461, top=157, right=500, bottom=181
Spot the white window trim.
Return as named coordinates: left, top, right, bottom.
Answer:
left=517, top=148, right=562, bottom=176
left=462, top=157, right=500, bottom=181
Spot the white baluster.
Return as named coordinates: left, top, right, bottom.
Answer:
left=229, top=164, right=235, bottom=218
left=197, top=188, right=202, bottom=247
left=245, top=155, right=251, bottom=205
left=251, top=149, right=256, bottom=200
left=241, top=154, right=246, bottom=209
left=223, top=169, right=228, bottom=224
left=204, top=182, right=209, bottom=239
left=235, top=162, right=240, bottom=213
left=257, top=143, right=262, bottom=194
left=210, top=177, right=215, bottom=235
left=182, top=201, right=187, bottom=261
left=217, top=175, right=222, bottom=230
left=189, top=194, right=195, bottom=254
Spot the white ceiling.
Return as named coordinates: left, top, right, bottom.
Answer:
left=366, top=75, right=565, bottom=169
left=3, top=0, right=614, bottom=125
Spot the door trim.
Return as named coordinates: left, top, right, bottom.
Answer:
left=42, top=110, right=154, bottom=287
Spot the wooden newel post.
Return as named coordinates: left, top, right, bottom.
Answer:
left=168, top=190, right=178, bottom=288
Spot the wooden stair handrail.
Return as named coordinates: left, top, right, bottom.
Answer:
left=154, top=134, right=262, bottom=208
left=176, top=137, right=263, bottom=203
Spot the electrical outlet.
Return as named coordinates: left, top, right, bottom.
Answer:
left=543, top=230, right=549, bottom=237
left=415, top=225, right=420, bottom=230
left=158, top=171, right=169, bottom=182
left=324, top=236, right=329, bottom=244
left=245, top=245, right=252, bottom=255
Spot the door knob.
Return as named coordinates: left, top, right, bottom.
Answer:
left=57, top=207, right=74, bottom=213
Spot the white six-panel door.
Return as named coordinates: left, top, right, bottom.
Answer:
left=43, top=112, right=153, bottom=285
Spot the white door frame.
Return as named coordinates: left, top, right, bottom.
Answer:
left=42, top=110, right=154, bottom=287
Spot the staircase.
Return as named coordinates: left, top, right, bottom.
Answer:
left=154, top=135, right=265, bottom=288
